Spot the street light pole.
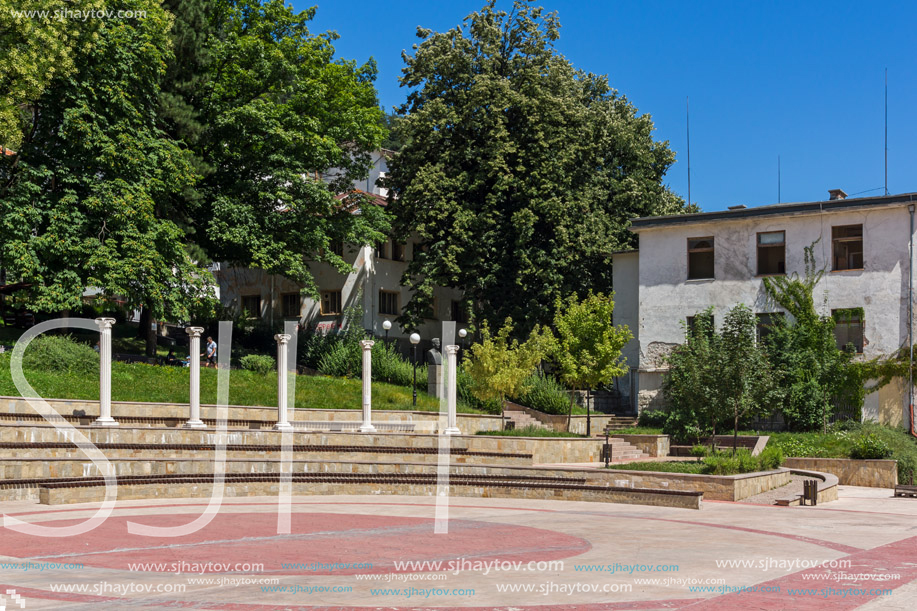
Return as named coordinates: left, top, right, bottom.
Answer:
left=382, top=319, right=391, bottom=344
left=410, top=332, right=421, bottom=407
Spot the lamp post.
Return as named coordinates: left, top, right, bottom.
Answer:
left=410, top=332, right=421, bottom=407
left=382, top=319, right=392, bottom=344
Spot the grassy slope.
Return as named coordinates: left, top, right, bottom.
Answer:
left=0, top=354, right=482, bottom=413
left=476, top=425, right=585, bottom=438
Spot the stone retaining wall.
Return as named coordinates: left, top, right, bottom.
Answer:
left=38, top=481, right=702, bottom=509
left=784, top=458, right=898, bottom=488
left=609, top=434, right=669, bottom=457
left=602, top=467, right=790, bottom=501
left=0, top=396, right=502, bottom=434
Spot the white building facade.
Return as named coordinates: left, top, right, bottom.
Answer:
left=613, top=190, right=917, bottom=427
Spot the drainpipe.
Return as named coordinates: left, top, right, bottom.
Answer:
left=910, top=203, right=915, bottom=437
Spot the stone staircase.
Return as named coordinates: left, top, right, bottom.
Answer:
left=602, top=416, right=639, bottom=433
left=504, top=408, right=549, bottom=430
left=598, top=437, right=648, bottom=462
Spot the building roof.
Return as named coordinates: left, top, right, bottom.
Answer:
left=334, top=189, right=388, bottom=213
left=629, top=191, right=917, bottom=232
left=1, top=147, right=15, bottom=156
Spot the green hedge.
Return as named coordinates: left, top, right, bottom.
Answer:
left=22, top=334, right=99, bottom=376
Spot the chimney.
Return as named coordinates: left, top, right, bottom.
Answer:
left=828, top=188, right=848, bottom=201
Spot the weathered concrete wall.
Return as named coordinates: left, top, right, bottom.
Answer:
left=784, top=458, right=898, bottom=488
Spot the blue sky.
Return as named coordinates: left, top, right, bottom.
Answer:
left=300, top=0, right=916, bottom=212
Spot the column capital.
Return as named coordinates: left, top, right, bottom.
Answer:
left=444, top=345, right=460, bottom=355
left=94, top=317, right=116, bottom=331
left=360, top=339, right=375, bottom=350
left=274, top=333, right=292, bottom=345
left=185, top=326, right=205, bottom=338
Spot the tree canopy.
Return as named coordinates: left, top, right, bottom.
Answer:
left=0, top=0, right=389, bottom=351
left=385, top=0, right=692, bottom=333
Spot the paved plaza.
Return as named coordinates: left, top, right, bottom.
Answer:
left=1, top=485, right=915, bottom=610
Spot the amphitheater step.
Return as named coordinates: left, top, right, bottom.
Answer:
left=21, top=472, right=702, bottom=510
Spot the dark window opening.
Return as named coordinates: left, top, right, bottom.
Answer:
left=833, top=309, right=864, bottom=353
left=756, top=312, right=784, bottom=343
left=687, top=237, right=715, bottom=280
left=281, top=293, right=301, bottom=318
left=832, top=225, right=863, bottom=271
left=321, top=291, right=342, bottom=315
left=241, top=295, right=261, bottom=319
left=757, top=231, right=786, bottom=275
left=379, top=290, right=399, bottom=316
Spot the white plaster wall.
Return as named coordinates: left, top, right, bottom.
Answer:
left=612, top=252, right=640, bottom=408
left=635, top=204, right=915, bottom=364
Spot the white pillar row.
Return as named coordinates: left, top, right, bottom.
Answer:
left=93, top=317, right=118, bottom=426
left=183, top=326, right=206, bottom=428
left=443, top=345, right=461, bottom=435
left=359, top=339, right=376, bottom=433
left=274, top=334, right=293, bottom=431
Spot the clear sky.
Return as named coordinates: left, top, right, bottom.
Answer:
left=300, top=0, right=917, bottom=213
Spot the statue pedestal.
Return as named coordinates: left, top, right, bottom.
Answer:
left=427, top=364, right=443, bottom=399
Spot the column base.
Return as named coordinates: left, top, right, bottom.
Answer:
left=358, top=424, right=377, bottom=433
left=182, top=420, right=206, bottom=429
left=442, top=427, right=461, bottom=436
left=273, top=422, right=294, bottom=432
left=92, top=417, right=119, bottom=427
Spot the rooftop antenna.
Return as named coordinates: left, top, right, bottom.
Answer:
left=778, top=155, right=781, bottom=203
left=885, top=68, right=888, bottom=196
left=686, top=96, right=691, bottom=207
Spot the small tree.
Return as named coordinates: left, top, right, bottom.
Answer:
left=662, top=309, right=721, bottom=443
left=717, top=305, right=775, bottom=453
left=552, top=292, right=632, bottom=434
left=465, top=319, right=550, bottom=429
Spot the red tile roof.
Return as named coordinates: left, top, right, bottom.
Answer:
left=334, top=189, right=388, bottom=212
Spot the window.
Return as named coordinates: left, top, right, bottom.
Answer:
left=757, top=231, right=786, bottom=275
left=241, top=294, right=261, bottom=319
left=756, top=312, right=784, bottom=343
left=379, top=290, right=399, bottom=316
left=392, top=242, right=405, bottom=262
left=281, top=293, right=301, bottom=318
left=320, top=290, right=342, bottom=315
left=832, top=225, right=863, bottom=271
left=687, top=237, right=715, bottom=280
left=451, top=300, right=469, bottom=324
left=833, top=309, right=864, bottom=353
left=686, top=313, right=714, bottom=340
left=375, top=241, right=389, bottom=259
left=330, top=241, right=344, bottom=257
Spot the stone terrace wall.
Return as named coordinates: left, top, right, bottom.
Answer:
left=784, top=458, right=898, bottom=488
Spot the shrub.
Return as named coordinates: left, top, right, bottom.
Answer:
left=476, top=425, right=582, bottom=438
left=22, top=334, right=99, bottom=376
left=458, top=367, right=501, bottom=414
left=372, top=340, right=425, bottom=387
left=703, top=452, right=741, bottom=475
left=240, top=354, right=275, bottom=375
left=512, top=373, right=569, bottom=415
left=849, top=433, right=893, bottom=460
left=317, top=339, right=361, bottom=378
left=690, top=444, right=709, bottom=461
left=757, top=445, right=785, bottom=470
left=638, top=409, right=668, bottom=428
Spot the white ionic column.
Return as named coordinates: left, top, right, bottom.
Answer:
left=443, top=345, right=461, bottom=435
left=183, top=326, right=206, bottom=428
left=359, top=340, right=376, bottom=432
left=274, top=334, right=293, bottom=431
left=93, top=317, right=118, bottom=426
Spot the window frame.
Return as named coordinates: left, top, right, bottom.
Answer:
left=755, top=312, right=784, bottom=344
left=832, top=308, right=864, bottom=354
left=240, top=294, right=261, bottom=319
left=831, top=224, right=864, bottom=272
left=378, top=290, right=400, bottom=316
left=281, top=292, right=301, bottom=318
left=756, top=230, right=786, bottom=276
left=375, top=240, right=389, bottom=260
left=392, top=242, right=405, bottom=262
left=686, top=236, right=715, bottom=280
left=320, top=290, right=343, bottom=316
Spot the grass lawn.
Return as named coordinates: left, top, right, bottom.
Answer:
left=618, top=426, right=664, bottom=435
left=476, top=425, right=585, bottom=438
left=0, top=353, right=484, bottom=413
left=607, top=461, right=706, bottom=474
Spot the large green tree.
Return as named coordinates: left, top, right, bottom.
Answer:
left=0, top=0, right=212, bottom=328
left=0, top=0, right=103, bottom=151
left=386, top=0, right=692, bottom=333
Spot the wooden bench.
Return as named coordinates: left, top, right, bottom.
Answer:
left=894, top=485, right=917, bottom=498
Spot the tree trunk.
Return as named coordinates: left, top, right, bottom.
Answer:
left=139, top=302, right=157, bottom=358
left=586, top=389, right=591, bottom=437
left=733, top=411, right=739, bottom=456
left=565, top=386, right=577, bottom=433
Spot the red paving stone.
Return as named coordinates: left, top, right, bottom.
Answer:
left=6, top=512, right=590, bottom=575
